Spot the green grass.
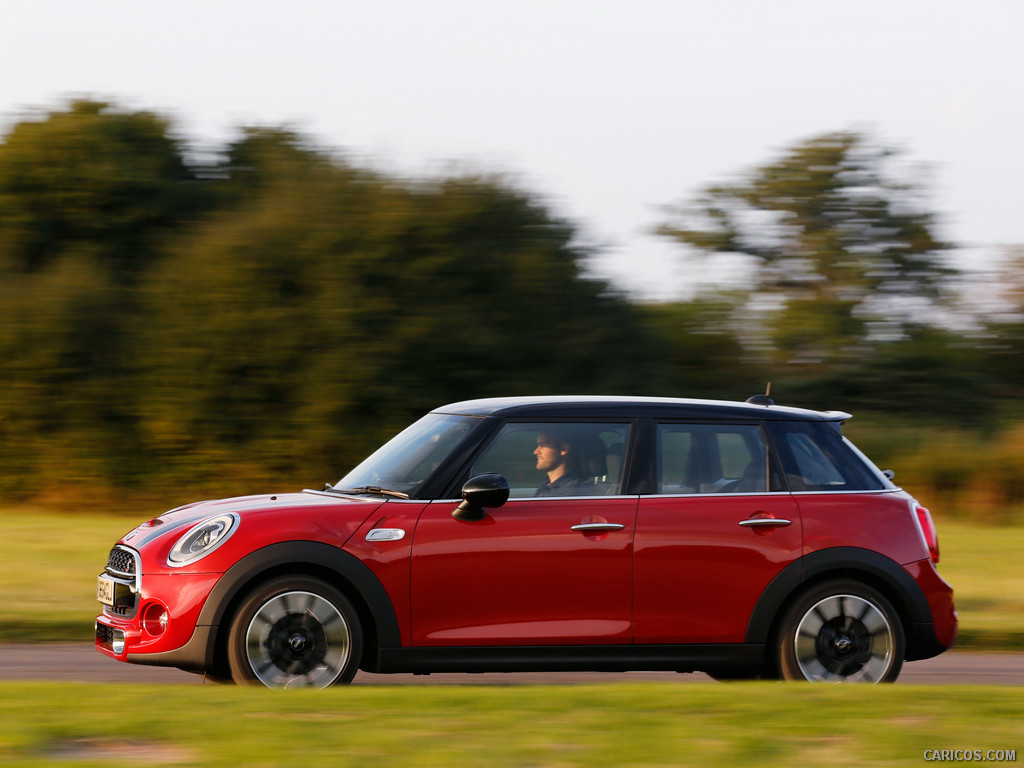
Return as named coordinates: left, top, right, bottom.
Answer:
left=932, top=518, right=1024, bottom=649
left=0, top=682, right=1021, bottom=767
left=1, top=509, right=1022, bottom=650
left=0, top=510, right=134, bottom=643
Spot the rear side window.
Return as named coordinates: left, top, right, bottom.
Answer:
left=786, top=433, right=845, bottom=486
left=770, top=421, right=886, bottom=492
left=657, top=423, right=773, bottom=494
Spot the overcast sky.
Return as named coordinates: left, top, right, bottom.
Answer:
left=3, top=1, right=1021, bottom=299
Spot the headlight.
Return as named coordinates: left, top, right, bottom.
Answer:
left=167, top=513, right=239, bottom=567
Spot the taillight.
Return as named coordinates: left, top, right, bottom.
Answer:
left=915, top=505, right=940, bottom=564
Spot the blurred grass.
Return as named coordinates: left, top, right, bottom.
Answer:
left=0, top=682, right=1021, bottom=767
left=933, top=520, right=1024, bottom=650
left=0, top=509, right=1021, bottom=650
left=0, top=510, right=134, bottom=643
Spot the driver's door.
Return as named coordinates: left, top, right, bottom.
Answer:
left=409, top=421, right=636, bottom=646
left=410, top=496, right=637, bottom=645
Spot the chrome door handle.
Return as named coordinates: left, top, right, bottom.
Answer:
left=571, top=523, right=625, bottom=533
left=738, top=518, right=792, bottom=528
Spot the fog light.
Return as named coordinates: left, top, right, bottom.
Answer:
left=111, top=629, right=126, bottom=655
left=141, top=603, right=169, bottom=637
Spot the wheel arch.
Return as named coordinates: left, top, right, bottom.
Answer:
left=745, top=547, right=935, bottom=662
left=200, top=541, right=401, bottom=676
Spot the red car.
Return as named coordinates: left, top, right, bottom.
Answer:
left=96, top=395, right=957, bottom=686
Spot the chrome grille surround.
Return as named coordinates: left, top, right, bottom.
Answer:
left=105, top=545, right=138, bottom=578
left=103, top=545, right=141, bottom=617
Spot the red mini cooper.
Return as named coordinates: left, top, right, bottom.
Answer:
left=96, top=395, right=957, bottom=687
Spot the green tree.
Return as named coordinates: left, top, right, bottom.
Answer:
left=658, top=131, right=955, bottom=370
left=136, top=131, right=663, bottom=492
left=641, top=293, right=758, bottom=399
left=0, top=100, right=207, bottom=495
left=0, top=99, right=203, bottom=277
left=973, top=247, right=1024, bottom=404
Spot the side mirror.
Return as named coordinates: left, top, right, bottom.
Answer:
left=452, top=474, right=510, bottom=521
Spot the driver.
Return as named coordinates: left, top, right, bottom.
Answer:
left=534, top=430, right=585, bottom=496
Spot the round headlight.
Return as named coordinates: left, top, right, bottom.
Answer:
left=167, top=513, right=239, bottom=567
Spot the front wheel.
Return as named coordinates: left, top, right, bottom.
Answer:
left=227, top=576, right=362, bottom=688
left=775, top=579, right=904, bottom=683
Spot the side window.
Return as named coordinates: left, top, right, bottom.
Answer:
left=657, top=423, right=770, bottom=494
left=659, top=431, right=694, bottom=493
left=471, top=422, right=630, bottom=498
left=770, top=421, right=886, bottom=492
left=786, top=433, right=845, bottom=488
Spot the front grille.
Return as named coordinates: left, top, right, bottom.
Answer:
left=106, top=547, right=136, bottom=577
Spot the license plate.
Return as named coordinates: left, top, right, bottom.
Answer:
left=97, top=575, right=116, bottom=606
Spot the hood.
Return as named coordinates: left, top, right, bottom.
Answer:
left=117, top=491, right=386, bottom=551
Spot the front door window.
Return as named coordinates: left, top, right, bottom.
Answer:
left=471, top=421, right=631, bottom=497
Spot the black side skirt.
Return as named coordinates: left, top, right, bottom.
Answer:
left=373, top=644, right=764, bottom=676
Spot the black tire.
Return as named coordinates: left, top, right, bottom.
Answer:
left=227, top=576, right=362, bottom=688
left=775, top=579, right=904, bottom=683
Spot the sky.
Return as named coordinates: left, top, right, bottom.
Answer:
left=2, top=0, right=1022, bottom=300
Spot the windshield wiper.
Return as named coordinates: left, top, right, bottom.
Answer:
left=329, top=485, right=411, bottom=500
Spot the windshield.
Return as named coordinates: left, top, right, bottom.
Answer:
left=335, top=413, right=482, bottom=498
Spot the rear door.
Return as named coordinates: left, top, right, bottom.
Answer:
left=634, top=421, right=802, bottom=643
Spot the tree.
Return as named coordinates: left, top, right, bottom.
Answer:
left=658, top=131, right=956, bottom=369
left=0, top=100, right=207, bottom=495
left=641, top=293, right=757, bottom=398
left=971, top=247, right=1024, bottom=403
left=135, top=131, right=663, bottom=491
left=0, top=99, right=203, bottom=278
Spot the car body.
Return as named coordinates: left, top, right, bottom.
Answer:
left=95, top=395, right=957, bottom=686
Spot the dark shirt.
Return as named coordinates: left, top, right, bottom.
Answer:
left=536, top=473, right=585, bottom=497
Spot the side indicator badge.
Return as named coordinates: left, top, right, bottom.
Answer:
left=365, top=528, right=406, bottom=542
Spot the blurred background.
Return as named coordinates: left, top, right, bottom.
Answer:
left=1, top=2, right=1022, bottom=518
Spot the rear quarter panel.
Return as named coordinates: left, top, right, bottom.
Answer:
left=795, top=490, right=929, bottom=565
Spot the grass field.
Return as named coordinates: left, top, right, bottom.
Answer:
left=934, top=518, right=1024, bottom=649
left=0, top=682, right=1021, bottom=767
left=0, top=508, right=1021, bottom=649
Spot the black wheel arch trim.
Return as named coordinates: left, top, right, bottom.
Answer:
left=129, top=541, right=401, bottom=675
left=745, top=547, right=942, bottom=660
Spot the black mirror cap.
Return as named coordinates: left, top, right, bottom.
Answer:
left=452, top=473, right=510, bottom=521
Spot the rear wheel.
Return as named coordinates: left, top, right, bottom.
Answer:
left=776, top=579, right=904, bottom=683
left=227, top=576, right=362, bottom=688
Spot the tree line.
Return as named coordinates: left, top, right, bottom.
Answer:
left=1, top=100, right=1021, bottom=507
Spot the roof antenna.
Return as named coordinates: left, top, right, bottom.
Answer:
left=746, top=382, right=774, bottom=406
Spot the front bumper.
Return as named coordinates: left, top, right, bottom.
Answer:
left=95, top=570, right=223, bottom=665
